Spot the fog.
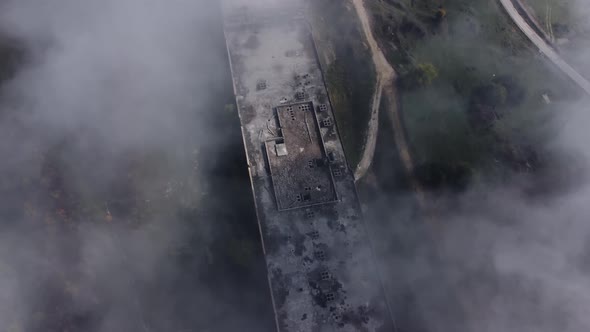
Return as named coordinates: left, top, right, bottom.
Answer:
left=558, top=0, right=590, bottom=79
left=365, top=0, right=590, bottom=329
left=0, top=0, right=273, bottom=331
left=2, top=0, right=590, bottom=331
left=0, top=0, right=229, bottom=148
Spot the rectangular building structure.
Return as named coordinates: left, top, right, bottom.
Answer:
left=222, top=0, right=396, bottom=330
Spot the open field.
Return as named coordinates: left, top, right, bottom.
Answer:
left=523, top=0, right=590, bottom=80
left=308, top=0, right=376, bottom=169
left=524, top=0, right=571, bottom=37
left=366, top=0, right=580, bottom=189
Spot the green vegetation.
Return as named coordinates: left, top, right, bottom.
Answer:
left=400, top=62, right=439, bottom=89
left=325, top=60, right=374, bottom=168
left=367, top=0, right=579, bottom=190
left=308, top=0, right=376, bottom=169
left=523, top=0, right=590, bottom=79
left=523, top=0, right=571, bottom=38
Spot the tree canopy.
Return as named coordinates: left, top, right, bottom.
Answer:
left=400, top=62, right=439, bottom=89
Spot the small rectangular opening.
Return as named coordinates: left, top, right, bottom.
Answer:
left=256, top=80, right=267, bottom=90
left=299, top=104, right=310, bottom=111
left=295, top=91, right=307, bottom=100
left=331, top=312, right=342, bottom=322
left=325, top=293, right=335, bottom=302
left=315, top=250, right=326, bottom=260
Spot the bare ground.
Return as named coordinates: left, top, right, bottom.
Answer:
left=351, top=0, right=425, bottom=206
left=352, top=0, right=394, bottom=181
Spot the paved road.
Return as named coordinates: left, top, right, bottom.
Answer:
left=499, top=0, right=590, bottom=96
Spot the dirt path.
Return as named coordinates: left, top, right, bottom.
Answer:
left=351, top=0, right=426, bottom=205
left=352, top=0, right=394, bottom=181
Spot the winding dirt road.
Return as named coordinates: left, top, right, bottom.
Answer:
left=351, top=0, right=425, bottom=205
left=352, top=0, right=394, bottom=181
left=499, top=0, right=590, bottom=96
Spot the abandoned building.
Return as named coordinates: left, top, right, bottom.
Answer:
left=222, top=0, right=396, bottom=330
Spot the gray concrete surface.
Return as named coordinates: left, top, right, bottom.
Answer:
left=222, top=0, right=396, bottom=330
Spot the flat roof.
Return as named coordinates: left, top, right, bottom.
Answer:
left=265, top=102, right=338, bottom=211
left=223, top=1, right=396, bottom=331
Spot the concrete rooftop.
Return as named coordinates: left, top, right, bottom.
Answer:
left=223, top=1, right=396, bottom=330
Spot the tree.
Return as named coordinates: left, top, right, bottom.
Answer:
left=436, top=7, right=447, bottom=20
left=473, top=82, right=508, bottom=108
left=492, top=75, right=525, bottom=106
left=414, top=161, right=472, bottom=192
left=400, top=62, right=439, bottom=89
left=468, top=82, right=509, bottom=129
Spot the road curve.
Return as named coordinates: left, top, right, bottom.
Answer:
left=351, top=0, right=395, bottom=181
left=498, top=0, right=590, bottom=96
left=350, top=0, right=426, bottom=206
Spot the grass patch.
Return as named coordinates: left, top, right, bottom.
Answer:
left=308, top=0, right=375, bottom=169
left=368, top=0, right=579, bottom=186
left=524, top=0, right=571, bottom=35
